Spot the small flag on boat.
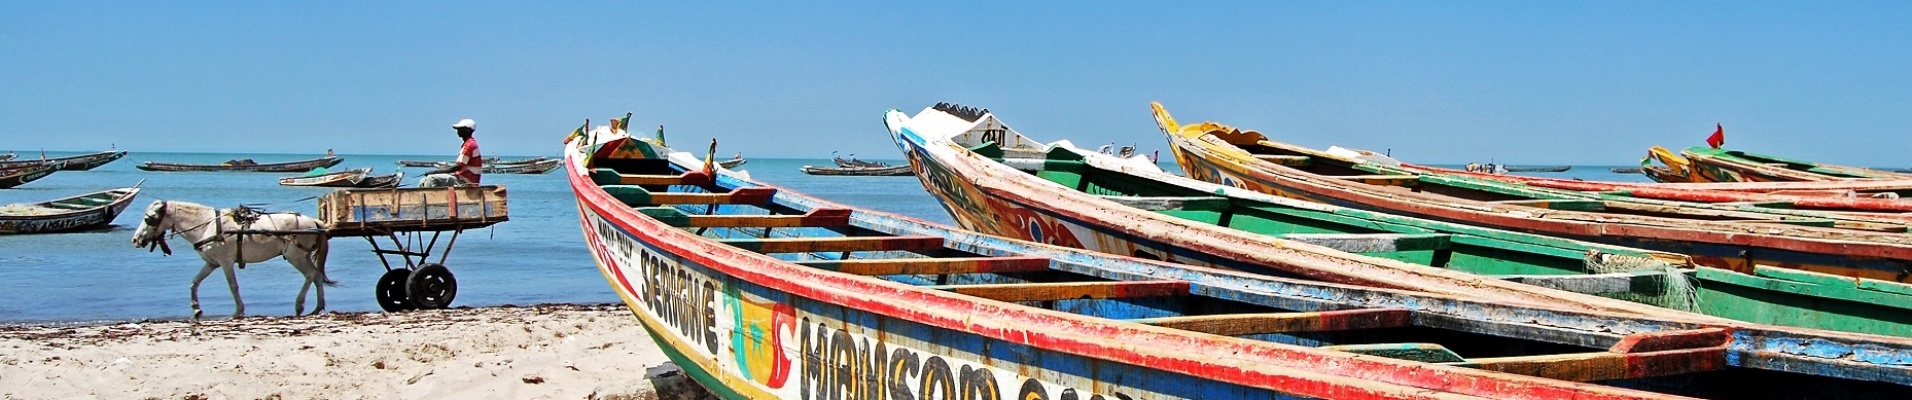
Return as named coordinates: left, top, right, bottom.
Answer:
left=621, top=112, right=633, bottom=133
left=655, top=125, right=667, bottom=146
left=564, top=119, right=587, bottom=144
left=1705, top=123, right=1725, bottom=149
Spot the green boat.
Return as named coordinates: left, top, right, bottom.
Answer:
left=890, top=104, right=1912, bottom=337
left=1680, top=146, right=1912, bottom=182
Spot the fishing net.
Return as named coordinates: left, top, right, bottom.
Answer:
left=1584, top=250, right=1701, bottom=312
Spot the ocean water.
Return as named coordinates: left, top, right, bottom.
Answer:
left=0, top=152, right=1646, bottom=324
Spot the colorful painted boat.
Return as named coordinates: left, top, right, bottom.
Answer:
left=0, top=150, right=127, bottom=171
left=799, top=164, right=913, bottom=176
left=1152, top=103, right=1912, bottom=289
left=889, top=104, right=1912, bottom=337
left=0, top=184, right=142, bottom=234
left=569, top=122, right=1912, bottom=399
left=137, top=156, right=344, bottom=172
left=1682, top=146, right=1912, bottom=182
left=1402, top=164, right=1912, bottom=213
left=277, top=168, right=403, bottom=188
left=0, top=161, right=62, bottom=189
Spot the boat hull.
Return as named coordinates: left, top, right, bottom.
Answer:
left=799, top=165, right=912, bottom=176
left=0, top=162, right=60, bottom=189
left=137, top=156, right=343, bottom=172
left=0, top=186, right=141, bottom=234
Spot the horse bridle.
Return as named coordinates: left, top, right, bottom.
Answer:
left=139, top=201, right=178, bottom=256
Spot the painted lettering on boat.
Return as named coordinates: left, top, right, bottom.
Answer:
left=586, top=211, right=1140, bottom=399
left=795, top=318, right=1135, bottom=400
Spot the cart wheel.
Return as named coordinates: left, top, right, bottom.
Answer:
left=375, top=269, right=416, bottom=312
left=407, top=263, right=458, bottom=309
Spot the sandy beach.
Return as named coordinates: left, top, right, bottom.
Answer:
left=0, top=303, right=710, bottom=400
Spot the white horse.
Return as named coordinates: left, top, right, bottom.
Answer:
left=130, top=200, right=336, bottom=319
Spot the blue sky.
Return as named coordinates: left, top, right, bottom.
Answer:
left=4, top=2, right=1908, bottom=165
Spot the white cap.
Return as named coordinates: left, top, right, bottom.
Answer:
left=452, top=119, right=477, bottom=130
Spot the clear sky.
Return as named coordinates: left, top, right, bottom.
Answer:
left=4, top=2, right=1908, bottom=165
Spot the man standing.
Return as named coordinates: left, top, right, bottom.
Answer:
left=419, top=119, right=483, bottom=187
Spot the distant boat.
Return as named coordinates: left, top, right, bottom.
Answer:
left=1505, top=165, right=1571, bottom=172
left=278, top=168, right=403, bottom=188
left=799, top=164, right=912, bottom=176
left=1610, top=167, right=1644, bottom=174
left=398, top=156, right=556, bottom=169
left=0, top=153, right=13, bottom=162
left=0, top=161, right=62, bottom=189
left=832, top=154, right=890, bottom=168
left=717, top=155, right=747, bottom=169
left=0, top=184, right=142, bottom=234
left=137, top=156, right=344, bottom=172
left=482, top=158, right=562, bottom=174
left=0, top=150, right=127, bottom=171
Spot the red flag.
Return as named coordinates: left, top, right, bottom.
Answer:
left=1705, top=123, right=1725, bottom=149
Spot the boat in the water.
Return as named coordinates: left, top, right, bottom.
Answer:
left=0, top=184, right=142, bottom=234
left=1152, top=103, right=1912, bottom=288
left=0, top=150, right=127, bottom=171
left=568, top=121, right=1912, bottom=399
left=0, top=161, right=62, bottom=189
left=1611, top=167, right=1645, bottom=174
left=137, top=156, right=344, bottom=172
left=1506, top=165, right=1571, bottom=173
left=799, top=164, right=912, bottom=176
left=483, top=158, right=562, bottom=174
left=277, top=168, right=403, bottom=188
left=890, top=103, right=1912, bottom=337
left=718, top=155, right=747, bottom=169
left=0, top=153, right=12, bottom=162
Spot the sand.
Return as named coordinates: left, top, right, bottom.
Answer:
left=0, top=303, right=713, bottom=400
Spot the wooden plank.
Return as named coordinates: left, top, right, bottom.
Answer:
left=589, top=169, right=713, bottom=187
left=1460, top=346, right=1726, bottom=381
left=1488, top=199, right=1607, bottom=211
left=1335, top=175, right=1420, bottom=186
left=686, top=208, right=853, bottom=228
left=1608, top=328, right=1730, bottom=353
left=1717, top=218, right=1838, bottom=228
left=927, top=280, right=1189, bottom=302
left=720, top=235, right=945, bottom=253
left=1134, top=309, right=1411, bottom=336
left=795, top=256, right=1052, bottom=275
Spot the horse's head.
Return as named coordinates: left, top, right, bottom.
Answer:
left=131, top=200, right=173, bottom=255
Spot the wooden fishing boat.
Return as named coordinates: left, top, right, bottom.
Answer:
left=137, top=156, right=344, bottom=172
left=718, top=156, right=747, bottom=169
left=277, top=168, right=402, bottom=188
left=1152, top=103, right=1912, bottom=291
left=395, top=159, right=445, bottom=168
left=799, top=164, right=912, bottom=176
left=0, top=184, right=142, bottom=234
left=483, top=158, right=562, bottom=174
left=891, top=103, right=1912, bottom=337
left=569, top=123, right=1912, bottom=399
left=0, top=161, right=61, bottom=189
left=1611, top=167, right=1644, bottom=174
left=1683, top=146, right=1912, bottom=182
left=1506, top=165, right=1571, bottom=172
left=1403, top=163, right=1912, bottom=213
left=0, top=150, right=127, bottom=171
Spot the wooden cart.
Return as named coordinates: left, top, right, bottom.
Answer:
left=316, top=185, right=508, bottom=311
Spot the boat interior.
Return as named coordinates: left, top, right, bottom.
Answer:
left=578, top=155, right=1912, bottom=398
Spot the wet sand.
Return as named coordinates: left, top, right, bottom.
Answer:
left=0, top=303, right=711, bottom=400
